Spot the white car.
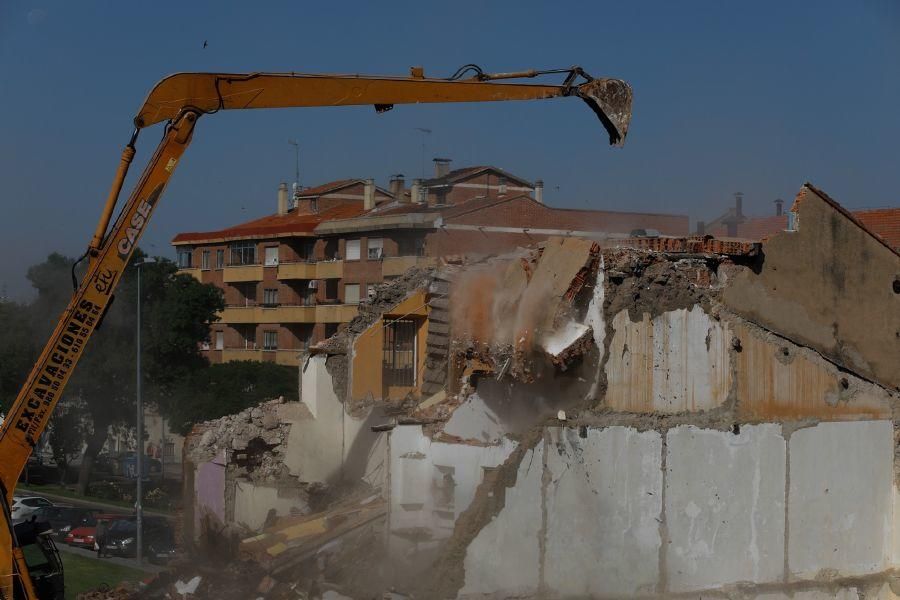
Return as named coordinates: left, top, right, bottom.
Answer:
left=10, top=496, right=53, bottom=523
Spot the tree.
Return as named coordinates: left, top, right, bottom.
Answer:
left=9, top=250, right=224, bottom=493
left=165, top=361, right=298, bottom=435
left=0, top=299, right=39, bottom=415
left=47, top=399, right=87, bottom=484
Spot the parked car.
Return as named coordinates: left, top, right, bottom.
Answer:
left=64, top=512, right=125, bottom=549
left=10, top=496, right=53, bottom=523
left=32, top=506, right=99, bottom=541
left=117, top=452, right=162, bottom=478
left=99, top=516, right=176, bottom=564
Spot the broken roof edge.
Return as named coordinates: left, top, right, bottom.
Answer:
left=314, top=211, right=439, bottom=235
left=800, top=182, right=900, bottom=258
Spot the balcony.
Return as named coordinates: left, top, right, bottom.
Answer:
left=223, top=264, right=264, bottom=283
left=220, top=304, right=342, bottom=324
left=221, top=348, right=264, bottom=362
left=381, top=256, right=437, bottom=277
left=274, top=349, right=303, bottom=366
left=316, top=260, right=344, bottom=279
left=177, top=268, right=202, bottom=281
left=277, top=261, right=317, bottom=280
left=315, top=303, right=358, bottom=323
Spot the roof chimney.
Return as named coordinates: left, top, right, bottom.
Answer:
left=534, top=179, right=544, bottom=204
left=774, top=198, right=784, bottom=216
left=433, top=157, right=451, bottom=178
left=390, top=174, right=405, bottom=202
left=364, top=178, right=376, bottom=211
left=410, top=179, right=423, bottom=204
left=277, top=182, right=289, bottom=215
left=734, top=192, right=744, bottom=218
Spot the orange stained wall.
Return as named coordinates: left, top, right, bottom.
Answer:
left=351, top=291, right=429, bottom=402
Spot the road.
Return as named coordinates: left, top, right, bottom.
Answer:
left=55, top=541, right=168, bottom=574
left=17, top=487, right=172, bottom=519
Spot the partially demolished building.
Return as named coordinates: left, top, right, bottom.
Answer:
left=181, top=183, right=900, bottom=599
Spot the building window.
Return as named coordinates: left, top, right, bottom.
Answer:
left=367, top=238, right=384, bottom=260
left=264, top=246, right=279, bottom=266
left=201, top=250, right=210, bottom=270
left=236, top=282, right=257, bottom=306
left=383, top=319, right=416, bottom=386
left=177, top=248, right=193, bottom=268
left=346, top=239, right=361, bottom=261
left=237, top=325, right=256, bottom=349
left=263, top=330, right=278, bottom=351
left=216, top=249, right=225, bottom=269
left=164, top=441, right=175, bottom=459
left=215, top=331, right=224, bottom=350
left=344, top=283, right=360, bottom=305
left=230, top=241, right=257, bottom=265
left=399, top=237, right=425, bottom=257
left=263, top=288, right=279, bottom=306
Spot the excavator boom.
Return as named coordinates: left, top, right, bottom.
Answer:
left=135, top=68, right=632, bottom=144
left=0, top=65, right=631, bottom=599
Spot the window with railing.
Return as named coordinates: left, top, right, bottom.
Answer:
left=398, top=237, right=426, bottom=257
left=263, top=330, right=278, bottom=351
left=383, top=319, right=416, bottom=386
left=230, top=241, right=257, bottom=265
left=263, top=288, right=279, bottom=306
left=216, top=249, right=225, bottom=269
left=177, top=248, right=193, bottom=268
left=367, top=238, right=384, bottom=260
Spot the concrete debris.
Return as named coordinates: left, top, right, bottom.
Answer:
left=174, top=576, right=202, bottom=597
left=188, top=397, right=293, bottom=482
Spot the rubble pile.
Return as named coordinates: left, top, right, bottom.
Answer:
left=189, top=397, right=293, bottom=481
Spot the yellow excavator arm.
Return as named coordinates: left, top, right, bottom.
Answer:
left=0, top=65, right=631, bottom=599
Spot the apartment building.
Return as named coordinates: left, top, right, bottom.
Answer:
left=174, top=160, right=690, bottom=366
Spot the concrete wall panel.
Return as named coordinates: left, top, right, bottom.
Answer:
left=543, top=427, right=662, bottom=597
left=788, top=420, right=893, bottom=579
left=733, top=322, right=891, bottom=422
left=666, top=424, right=786, bottom=592
left=460, top=443, right=543, bottom=598
left=606, top=307, right=731, bottom=413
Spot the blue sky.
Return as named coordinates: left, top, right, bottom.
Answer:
left=1, top=1, right=898, bottom=298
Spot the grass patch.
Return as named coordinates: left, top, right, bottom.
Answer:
left=60, top=552, right=144, bottom=600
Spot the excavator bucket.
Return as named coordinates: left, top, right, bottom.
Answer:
left=576, top=78, right=633, bottom=146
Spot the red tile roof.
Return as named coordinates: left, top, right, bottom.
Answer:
left=294, top=179, right=359, bottom=197
left=172, top=203, right=368, bottom=244
left=855, top=208, right=900, bottom=250
left=708, top=205, right=900, bottom=251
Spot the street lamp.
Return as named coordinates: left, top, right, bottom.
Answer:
left=134, top=256, right=155, bottom=565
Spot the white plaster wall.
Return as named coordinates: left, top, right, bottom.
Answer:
left=666, top=424, right=786, bottom=592
left=389, top=425, right=517, bottom=547
left=282, top=355, right=372, bottom=484
left=460, top=443, right=543, bottom=598
left=605, top=306, right=731, bottom=413
left=443, top=392, right=508, bottom=444
left=788, top=420, right=893, bottom=579
left=232, top=480, right=308, bottom=531
left=543, top=427, right=662, bottom=597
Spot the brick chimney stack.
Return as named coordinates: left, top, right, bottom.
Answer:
left=534, top=179, right=544, bottom=204
left=410, top=179, right=423, bottom=204
left=775, top=198, right=784, bottom=216
left=433, top=157, right=451, bottom=178
left=277, top=182, right=289, bottom=215
left=364, top=179, right=376, bottom=211
left=390, top=174, right=406, bottom=202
